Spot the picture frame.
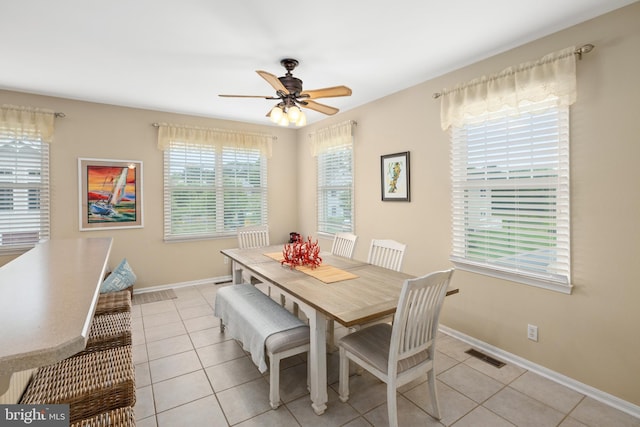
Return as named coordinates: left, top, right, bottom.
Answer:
left=381, top=151, right=410, bottom=202
left=78, top=158, right=143, bottom=231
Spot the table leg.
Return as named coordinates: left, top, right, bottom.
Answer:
left=231, top=261, right=243, bottom=284
left=307, top=308, right=328, bottom=415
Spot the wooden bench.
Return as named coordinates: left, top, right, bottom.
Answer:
left=214, top=284, right=309, bottom=409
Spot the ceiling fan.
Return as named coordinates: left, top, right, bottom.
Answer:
left=219, top=58, right=352, bottom=126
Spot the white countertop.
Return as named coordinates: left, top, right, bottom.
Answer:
left=0, top=238, right=113, bottom=393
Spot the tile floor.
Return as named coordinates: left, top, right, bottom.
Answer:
left=131, top=283, right=639, bottom=427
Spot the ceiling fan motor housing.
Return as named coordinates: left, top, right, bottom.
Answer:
left=279, top=58, right=303, bottom=95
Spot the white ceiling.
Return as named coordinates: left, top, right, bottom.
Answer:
left=0, top=0, right=635, bottom=126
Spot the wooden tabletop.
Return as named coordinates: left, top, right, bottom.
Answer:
left=222, top=245, right=457, bottom=328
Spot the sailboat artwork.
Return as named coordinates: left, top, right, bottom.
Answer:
left=79, top=158, right=143, bottom=231
left=86, top=165, right=137, bottom=223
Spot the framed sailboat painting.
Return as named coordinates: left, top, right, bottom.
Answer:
left=78, top=158, right=143, bottom=230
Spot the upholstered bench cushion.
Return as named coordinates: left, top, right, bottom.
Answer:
left=265, top=324, right=310, bottom=354
left=215, top=284, right=308, bottom=372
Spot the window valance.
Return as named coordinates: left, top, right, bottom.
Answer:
left=439, top=46, right=577, bottom=130
left=156, top=123, right=275, bottom=158
left=1, top=104, right=56, bottom=142
left=309, top=120, right=356, bottom=157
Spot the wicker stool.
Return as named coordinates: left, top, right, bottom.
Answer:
left=79, top=311, right=131, bottom=355
left=70, top=406, right=136, bottom=427
left=21, top=346, right=136, bottom=424
left=95, top=290, right=132, bottom=316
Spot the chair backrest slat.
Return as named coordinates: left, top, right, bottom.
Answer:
left=390, top=269, right=454, bottom=369
left=331, top=232, right=358, bottom=259
left=367, top=239, right=406, bottom=272
left=237, top=225, right=270, bottom=249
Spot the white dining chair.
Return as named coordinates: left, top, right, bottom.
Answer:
left=236, top=225, right=270, bottom=292
left=331, top=232, right=358, bottom=259
left=326, top=232, right=359, bottom=346
left=237, top=225, right=270, bottom=249
left=338, top=269, right=454, bottom=427
left=367, top=239, right=406, bottom=272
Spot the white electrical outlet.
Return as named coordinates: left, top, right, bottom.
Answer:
left=223, top=256, right=229, bottom=265
left=527, top=324, right=538, bottom=342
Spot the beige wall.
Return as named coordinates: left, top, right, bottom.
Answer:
left=0, top=91, right=300, bottom=286
left=1, top=1, right=638, bottom=409
left=298, top=3, right=640, bottom=406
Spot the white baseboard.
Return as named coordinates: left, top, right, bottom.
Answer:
left=439, top=324, right=640, bottom=420
left=132, top=275, right=232, bottom=294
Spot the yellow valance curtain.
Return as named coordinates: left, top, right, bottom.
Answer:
left=439, top=46, right=577, bottom=130
left=308, top=120, right=356, bottom=157
left=0, top=104, right=56, bottom=142
left=156, top=123, right=275, bottom=158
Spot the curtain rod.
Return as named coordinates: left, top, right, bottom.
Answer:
left=432, top=44, right=594, bottom=99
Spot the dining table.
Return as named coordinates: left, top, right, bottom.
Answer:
left=220, top=244, right=458, bottom=415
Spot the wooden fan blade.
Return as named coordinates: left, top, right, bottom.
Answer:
left=219, top=94, right=277, bottom=99
left=301, top=100, right=339, bottom=115
left=256, top=70, right=289, bottom=95
left=300, top=85, right=352, bottom=99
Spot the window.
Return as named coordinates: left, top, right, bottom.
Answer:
left=450, top=98, right=570, bottom=292
left=0, top=137, right=50, bottom=254
left=311, top=121, right=356, bottom=235
left=317, top=145, right=353, bottom=234
left=163, top=138, right=268, bottom=241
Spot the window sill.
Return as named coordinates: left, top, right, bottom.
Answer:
left=450, top=257, right=573, bottom=295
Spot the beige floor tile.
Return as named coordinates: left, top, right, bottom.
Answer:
left=135, top=416, right=158, bottom=427
left=333, top=371, right=386, bottom=414
left=156, top=395, right=228, bottom=427
left=189, top=326, right=228, bottom=348
left=135, top=385, right=156, bottom=420
left=464, top=355, right=526, bottom=385
left=131, top=304, right=142, bottom=319
left=436, top=336, right=474, bottom=362
left=184, top=314, right=220, bottom=332
left=341, top=417, right=374, bottom=427
left=135, top=362, right=151, bottom=387
left=142, top=310, right=182, bottom=328
left=405, top=380, right=477, bottom=426
left=149, top=350, right=202, bottom=383
left=146, top=333, right=193, bottom=360
left=510, top=371, right=584, bottom=414
left=452, top=405, right=515, bottom=427
left=287, top=387, right=360, bottom=427
left=152, top=370, right=213, bottom=413
left=132, top=343, right=148, bottom=364
left=276, top=362, right=310, bottom=404
left=205, top=356, right=263, bottom=392
left=173, top=295, right=209, bottom=310
left=140, top=300, right=177, bottom=316
left=144, top=321, right=187, bottom=343
left=234, top=407, right=301, bottom=427
left=484, top=387, right=565, bottom=427
left=558, top=417, right=588, bottom=427
left=363, top=394, right=441, bottom=427
left=570, top=397, right=640, bottom=427
left=438, top=363, right=504, bottom=403
left=196, top=339, right=247, bottom=368
left=178, top=303, right=214, bottom=320
left=217, top=378, right=272, bottom=425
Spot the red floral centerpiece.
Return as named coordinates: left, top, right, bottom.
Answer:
left=281, top=235, right=322, bottom=269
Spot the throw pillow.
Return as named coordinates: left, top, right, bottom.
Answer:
left=100, top=258, right=137, bottom=293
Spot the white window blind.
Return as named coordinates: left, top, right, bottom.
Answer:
left=163, top=141, right=267, bottom=241
left=317, top=144, right=353, bottom=234
left=0, top=136, right=50, bottom=254
left=450, top=99, right=571, bottom=293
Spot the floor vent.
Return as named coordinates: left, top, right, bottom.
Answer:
left=465, top=349, right=506, bottom=368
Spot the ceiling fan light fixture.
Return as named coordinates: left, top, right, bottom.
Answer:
left=269, top=106, right=284, bottom=123
left=278, top=115, right=289, bottom=127
left=295, top=111, right=307, bottom=127
left=287, top=106, right=301, bottom=123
